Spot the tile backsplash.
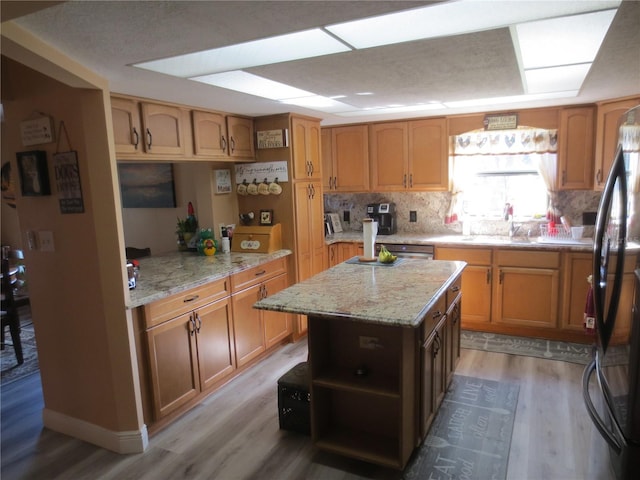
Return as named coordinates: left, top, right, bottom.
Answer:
left=324, top=190, right=602, bottom=238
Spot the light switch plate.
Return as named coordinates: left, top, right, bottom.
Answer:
left=38, top=230, right=55, bottom=252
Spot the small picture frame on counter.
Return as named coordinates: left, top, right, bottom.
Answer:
left=260, top=209, right=274, bottom=225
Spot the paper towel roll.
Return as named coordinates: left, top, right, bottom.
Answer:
left=363, top=219, right=378, bottom=259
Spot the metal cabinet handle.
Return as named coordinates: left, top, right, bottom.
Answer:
left=403, top=174, right=407, bottom=188
left=333, top=176, right=337, bottom=190
left=188, top=315, right=196, bottom=336
left=409, top=173, right=413, bottom=188
left=486, top=268, right=491, bottom=284
left=255, top=269, right=266, bottom=277
left=310, top=184, right=316, bottom=198
left=596, top=169, right=602, bottom=184
left=132, top=127, right=139, bottom=150
left=195, top=313, right=202, bottom=333
left=183, top=294, right=200, bottom=303
left=499, top=270, right=504, bottom=284
left=221, top=136, right=227, bottom=152
left=432, top=310, right=443, bottom=319
left=230, top=136, right=236, bottom=153
left=146, top=128, right=152, bottom=150
left=451, top=285, right=460, bottom=293
left=433, top=331, right=441, bottom=357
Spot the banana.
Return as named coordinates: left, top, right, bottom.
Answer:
left=378, top=245, right=397, bottom=263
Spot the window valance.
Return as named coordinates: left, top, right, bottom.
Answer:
left=452, top=128, right=558, bottom=156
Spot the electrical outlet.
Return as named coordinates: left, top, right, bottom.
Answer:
left=410, top=210, right=417, bottom=222
left=343, top=210, right=350, bottom=223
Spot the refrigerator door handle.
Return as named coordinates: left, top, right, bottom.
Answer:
left=582, top=358, right=625, bottom=455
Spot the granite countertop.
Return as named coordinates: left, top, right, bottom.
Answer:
left=254, top=258, right=466, bottom=328
left=325, top=231, right=596, bottom=251
left=127, top=249, right=292, bottom=308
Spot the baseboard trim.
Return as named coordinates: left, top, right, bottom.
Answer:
left=42, top=408, right=149, bottom=454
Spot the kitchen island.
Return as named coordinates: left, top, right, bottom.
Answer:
left=255, top=257, right=466, bottom=469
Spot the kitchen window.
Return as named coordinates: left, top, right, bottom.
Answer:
left=447, top=128, right=558, bottom=223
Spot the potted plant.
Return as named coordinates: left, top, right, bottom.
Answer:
left=176, top=202, right=198, bottom=250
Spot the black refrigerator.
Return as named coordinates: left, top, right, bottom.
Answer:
left=583, top=105, right=640, bottom=479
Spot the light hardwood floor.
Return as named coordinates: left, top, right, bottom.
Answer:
left=1, top=340, right=617, bottom=480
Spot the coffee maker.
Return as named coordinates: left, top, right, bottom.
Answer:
left=366, top=203, right=397, bottom=235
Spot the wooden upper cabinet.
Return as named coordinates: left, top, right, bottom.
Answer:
left=594, top=97, right=640, bottom=190
left=408, top=118, right=448, bottom=191
left=370, top=118, right=448, bottom=191
left=558, top=106, right=595, bottom=190
left=111, top=97, right=142, bottom=155
left=327, top=125, right=369, bottom=192
left=321, top=128, right=333, bottom=190
left=370, top=122, right=408, bottom=191
left=192, top=110, right=228, bottom=157
left=292, top=117, right=321, bottom=180
left=227, top=115, right=255, bottom=159
left=140, top=102, right=185, bottom=155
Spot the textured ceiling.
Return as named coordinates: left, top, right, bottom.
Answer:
left=3, top=0, right=640, bottom=126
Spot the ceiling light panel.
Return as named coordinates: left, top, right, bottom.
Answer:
left=134, top=29, right=351, bottom=77
left=525, top=64, right=592, bottom=94
left=516, top=9, right=618, bottom=69
left=325, top=0, right=621, bottom=49
left=191, top=71, right=315, bottom=100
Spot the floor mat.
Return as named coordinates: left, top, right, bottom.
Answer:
left=404, top=374, right=519, bottom=480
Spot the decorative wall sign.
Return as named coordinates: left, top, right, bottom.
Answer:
left=484, top=113, right=518, bottom=130
left=257, top=129, right=289, bottom=149
left=214, top=169, right=232, bottom=194
left=20, top=115, right=54, bottom=146
left=235, top=161, right=288, bottom=184
left=118, top=163, right=176, bottom=208
left=16, top=150, right=51, bottom=196
left=53, top=151, right=84, bottom=214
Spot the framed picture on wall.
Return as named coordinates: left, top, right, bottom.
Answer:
left=260, top=209, right=274, bottom=225
left=118, top=163, right=176, bottom=208
left=16, top=150, right=51, bottom=196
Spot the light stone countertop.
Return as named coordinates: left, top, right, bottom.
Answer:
left=254, top=258, right=466, bottom=328
left=325, top=231, right=596, bottom=251
left=127, top=249, right=292, bottom=308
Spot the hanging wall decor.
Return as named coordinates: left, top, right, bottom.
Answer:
left=53, top=121, right=84, bottom=213
left=118, top=163, right=177, bottom=208
left=53, top=151, right=84, bottom=214
left=16, top=150, right=51, bottom=196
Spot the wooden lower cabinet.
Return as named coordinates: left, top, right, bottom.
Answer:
left=146, top=296, right=234, bottom=419
left=327, top=242, right=362, bottom=268
left=231, top=259, right=291, bottom=367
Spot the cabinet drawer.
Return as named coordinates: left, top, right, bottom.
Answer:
left=496, top=249, right=560, bottom=268
left=436, top=247, right=492, bottom=265
left=422, top=295, right=446, bottom=342
left=231, top=257, right=287, bottom=293
left=446, top=275, right=462, bottom=308
left=144, top=278, right=230, bottom=328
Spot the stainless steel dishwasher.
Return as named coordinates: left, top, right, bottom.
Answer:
left=375, top=243, right=434, bottom=259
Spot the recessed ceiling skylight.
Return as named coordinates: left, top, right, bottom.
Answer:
left=134, top=29, right=351, bottom=77
left=191, top=71, right=314, bottom=100
left=525, top=64, right=593, bottom=94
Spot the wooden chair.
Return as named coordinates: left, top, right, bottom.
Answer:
left=1, top=256, right=24, bottom=365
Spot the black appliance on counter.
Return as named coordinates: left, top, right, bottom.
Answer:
left=582, top=105, right=640, bottom=480
left=366, top=202, right=397, bottom=235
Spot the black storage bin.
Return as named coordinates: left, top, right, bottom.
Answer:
left=277, top=361, right=310, bottom=435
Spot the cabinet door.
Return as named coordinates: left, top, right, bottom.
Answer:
left=263, top=273, right=292, bottom=349
left=294, top=181, right=325, bottom=282
left=420, top=318, right=447, bottom=440
left=231, top=284, right=266, bottom=367
left=594, top=98, right=640, bottom=189
left=292, top=118, right=321, bottom=179
left=561, top=253, right=592, bottom=332
left=140, top=102, right=185, bottom=155
left=195, top=298, right=235, bottom=391
left=494, top=266, right=559, bottom=328
left=147, top=313, right=199, bottom=419
left=558, top=107, right=595, bottom=190
left=192, top=110, right=228, bottom=157
left=332, top=125, right=370, bottom=191
left=321, top=128, right=333, bottom=190
left=327, top=244, right=339, bottom=268
left=448, top=299, right=461, bottom=382
left=227, top=116, right=255, bottom=158
left=111, top=97, right=142, bottom=155
left=461, top=265, right=492, bottom=326
left=408, top=118, right=448, bottom=191
left=337, top=242, right=357, bottom=263
left=370, top=122, right=408, bottom=191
